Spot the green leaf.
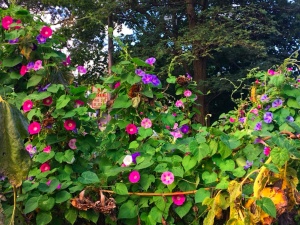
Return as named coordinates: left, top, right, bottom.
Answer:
left=132, top=57, right=149, bottom=67
left=149, top=206, right=162, bottom=222
left=232, top=167, right=246, bottom=178
left=270, top=147, right=289, bottom=167
left=138, top=127, right=153, bottom=138
left=256, top=197, right=276, bottom=218
left=38, top=195, right=55, bottom=211
left=65, top=208, right=78, bottom=225
left=78, top=171, right=100, bottom=184
left=220, top=134, right=241, bottom=150
left=2, top=55, right=22, bottom=67
left=129, top=141, right=139, bottom=149
left=115, top=183, right=129, bottom=195
left=55, top=191, right=72, bottom=203
left=219, top=159, right=235, bottom=172
left=79, top=210, right=99, bottom=223
left=36, top=211, right=52, bottom=225
left=218, top=142, right=232, bottom=159
left=43, top=52, right=60, bottom=59
left=134, top=160, right=154, bottom=170
left=35, top=151, right=55, bottom=163
left=174, top=201, right=192, bottom=218
left=166, top=76, right=176, bottom=83
left=47, top=84, right=63, bottom=93
left=140, top=174, right=155, bottom=190
left=202, top=171, right=217, bottom=184
left=0, top=100, right=31, bottom=187
left=118, top=200, right=138, bottom=219
left=215, top=177, right=229, bottom=189
left=195, top=188, right=210, bottom=203
left=182, top=155, right=197, bottom=172
left=27, top=75, right=43, bottom=88
left=269, top=74, right=285, bottom=87
left=142, top=88, right=153, bottom=98
left=113, top=95, right=132, bottom=108
left=24, top=197, right=39, bottom=214
left=287, top=98, right=300, bottom=109
left=56, top=95, right=71, bottom=109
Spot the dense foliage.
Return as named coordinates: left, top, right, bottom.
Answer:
left=1, top=4, right=300, bottom=225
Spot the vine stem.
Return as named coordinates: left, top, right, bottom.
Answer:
left=9, top=185, right=17, bottom=225
left=101, top=189, right=208, bottom=196
left=253, top=156, right=272, bottom=199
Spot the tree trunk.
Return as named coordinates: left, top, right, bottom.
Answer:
left=186, top=0, right=208, bottom=125
left=107, top=14, right=114, bottom=75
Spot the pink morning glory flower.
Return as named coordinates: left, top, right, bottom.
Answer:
left=141, top=118, right=152, bottom=129
left=172, top=194, right=186, bottom=206
left=125, top=124, right=138, bottom=135
left=161, top=171, right=174, bottom=185
left=129, top=170, right=140, bottom=183
left=22, top=100, right=33, bottom=112
left=2, top=16, right=13, bottom=29
left=40, top=26, right=52, bottom=38
left=64, top=119, right=76, bottom=131
left=175, top=100, right=184, bottom=108
left=123, top=155, right=133, bottom=166
left=183, top=90, right=192, bottom=97
left=43, top=96, right=53, bottom=106
left=28, top=122, right=41, bottom=134
left=33, top=60, right=43, bottom=71
left=77, top=66, right=87, bottom=74
left=20, top=65, right=27, bottom=76
left=114, top=81, right=121, bottom=89
left=43, top=145, right=51, bottom=153
left=170, top=130, right=183, bottom=140
left=68, top=139, right=77, bottom=150
left=263, top=146, right=271, bottom=156
left=40, top=162, right=51, bottom=172
left=145, top=57, right=156, bottom=66
left=229, top=117, right=235, bottom=123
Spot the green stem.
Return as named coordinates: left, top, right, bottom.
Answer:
left=9, top=185, right=17, bottom=225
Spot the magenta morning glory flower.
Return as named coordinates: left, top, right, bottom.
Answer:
left=145, top=57, right=156, bottom=66
left=2, top=16, right=13, bottom=29
left=263, top=112, right=273, bottom=124
left=129, top=170, right=140, bottom=183
left=77, top=66, right=87, bottom=74
left=34, top=60, right=43, bottom=71
left=272, top=98, right=283, bottom=108
left=180, top=125, right=189, bottom=134
left=254, top=121, right=262, bottom=131
left=40, top=26, right=52, bottom=38
left=36, top=34, right=47, bottom=44
left=263, top=146, right=271, bottom=156
left=62, top=55, right=71, bottom=66
left=125, top=124, right=138, bottom=135
left=172, top=194, right=186, bottom=206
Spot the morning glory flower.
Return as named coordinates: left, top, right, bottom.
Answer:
left=145, top=57, right=156, bottom=66
left=286, top=116, right=294, bottom=122
left=254, top=121, right=262, bottom=131
left=263, top=112, right=273, bottom=124
left=272, top=98, right=283, bottom=108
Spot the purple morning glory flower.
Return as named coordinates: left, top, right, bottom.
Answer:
left=27, top=62, right=34, bottom=70
left=260, top=94, right=269, bottom=102
left=150, top=75, right=160, bottom=86
left=272, top=98, right=283, bottom=108
left=265, top=105, right=271, bottom=111
left=0, top=174, right=6, bottom=181
left=239, top=117, right=246, bottom=123
left=36, top=34, right=47, bottom=44
left=131, top=152, right=141, bottom=164
left=135, top=69, right=146, bottom=77
left=263, top=112, right=273, bottom=124
left=180, top=125, right=189, bottom=134
left=286, top=116, right=294, bottom=122
left=142, top=74, right=153, bottom=84
left=38, top=83, right=51, bottom=92
left=145, top=57, right=156, bottom=66
left=244, top=160, right=253, bottom=170
left=254, top=121, right=262, bottom=131
left=8, top=38, right=18, bottom=44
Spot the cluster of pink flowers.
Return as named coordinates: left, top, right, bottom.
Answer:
left=36, top=26, right=53, bottom=44
left=1, top=15, right=21, bottom=30
left=20, top=60, right=43, bottom=76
